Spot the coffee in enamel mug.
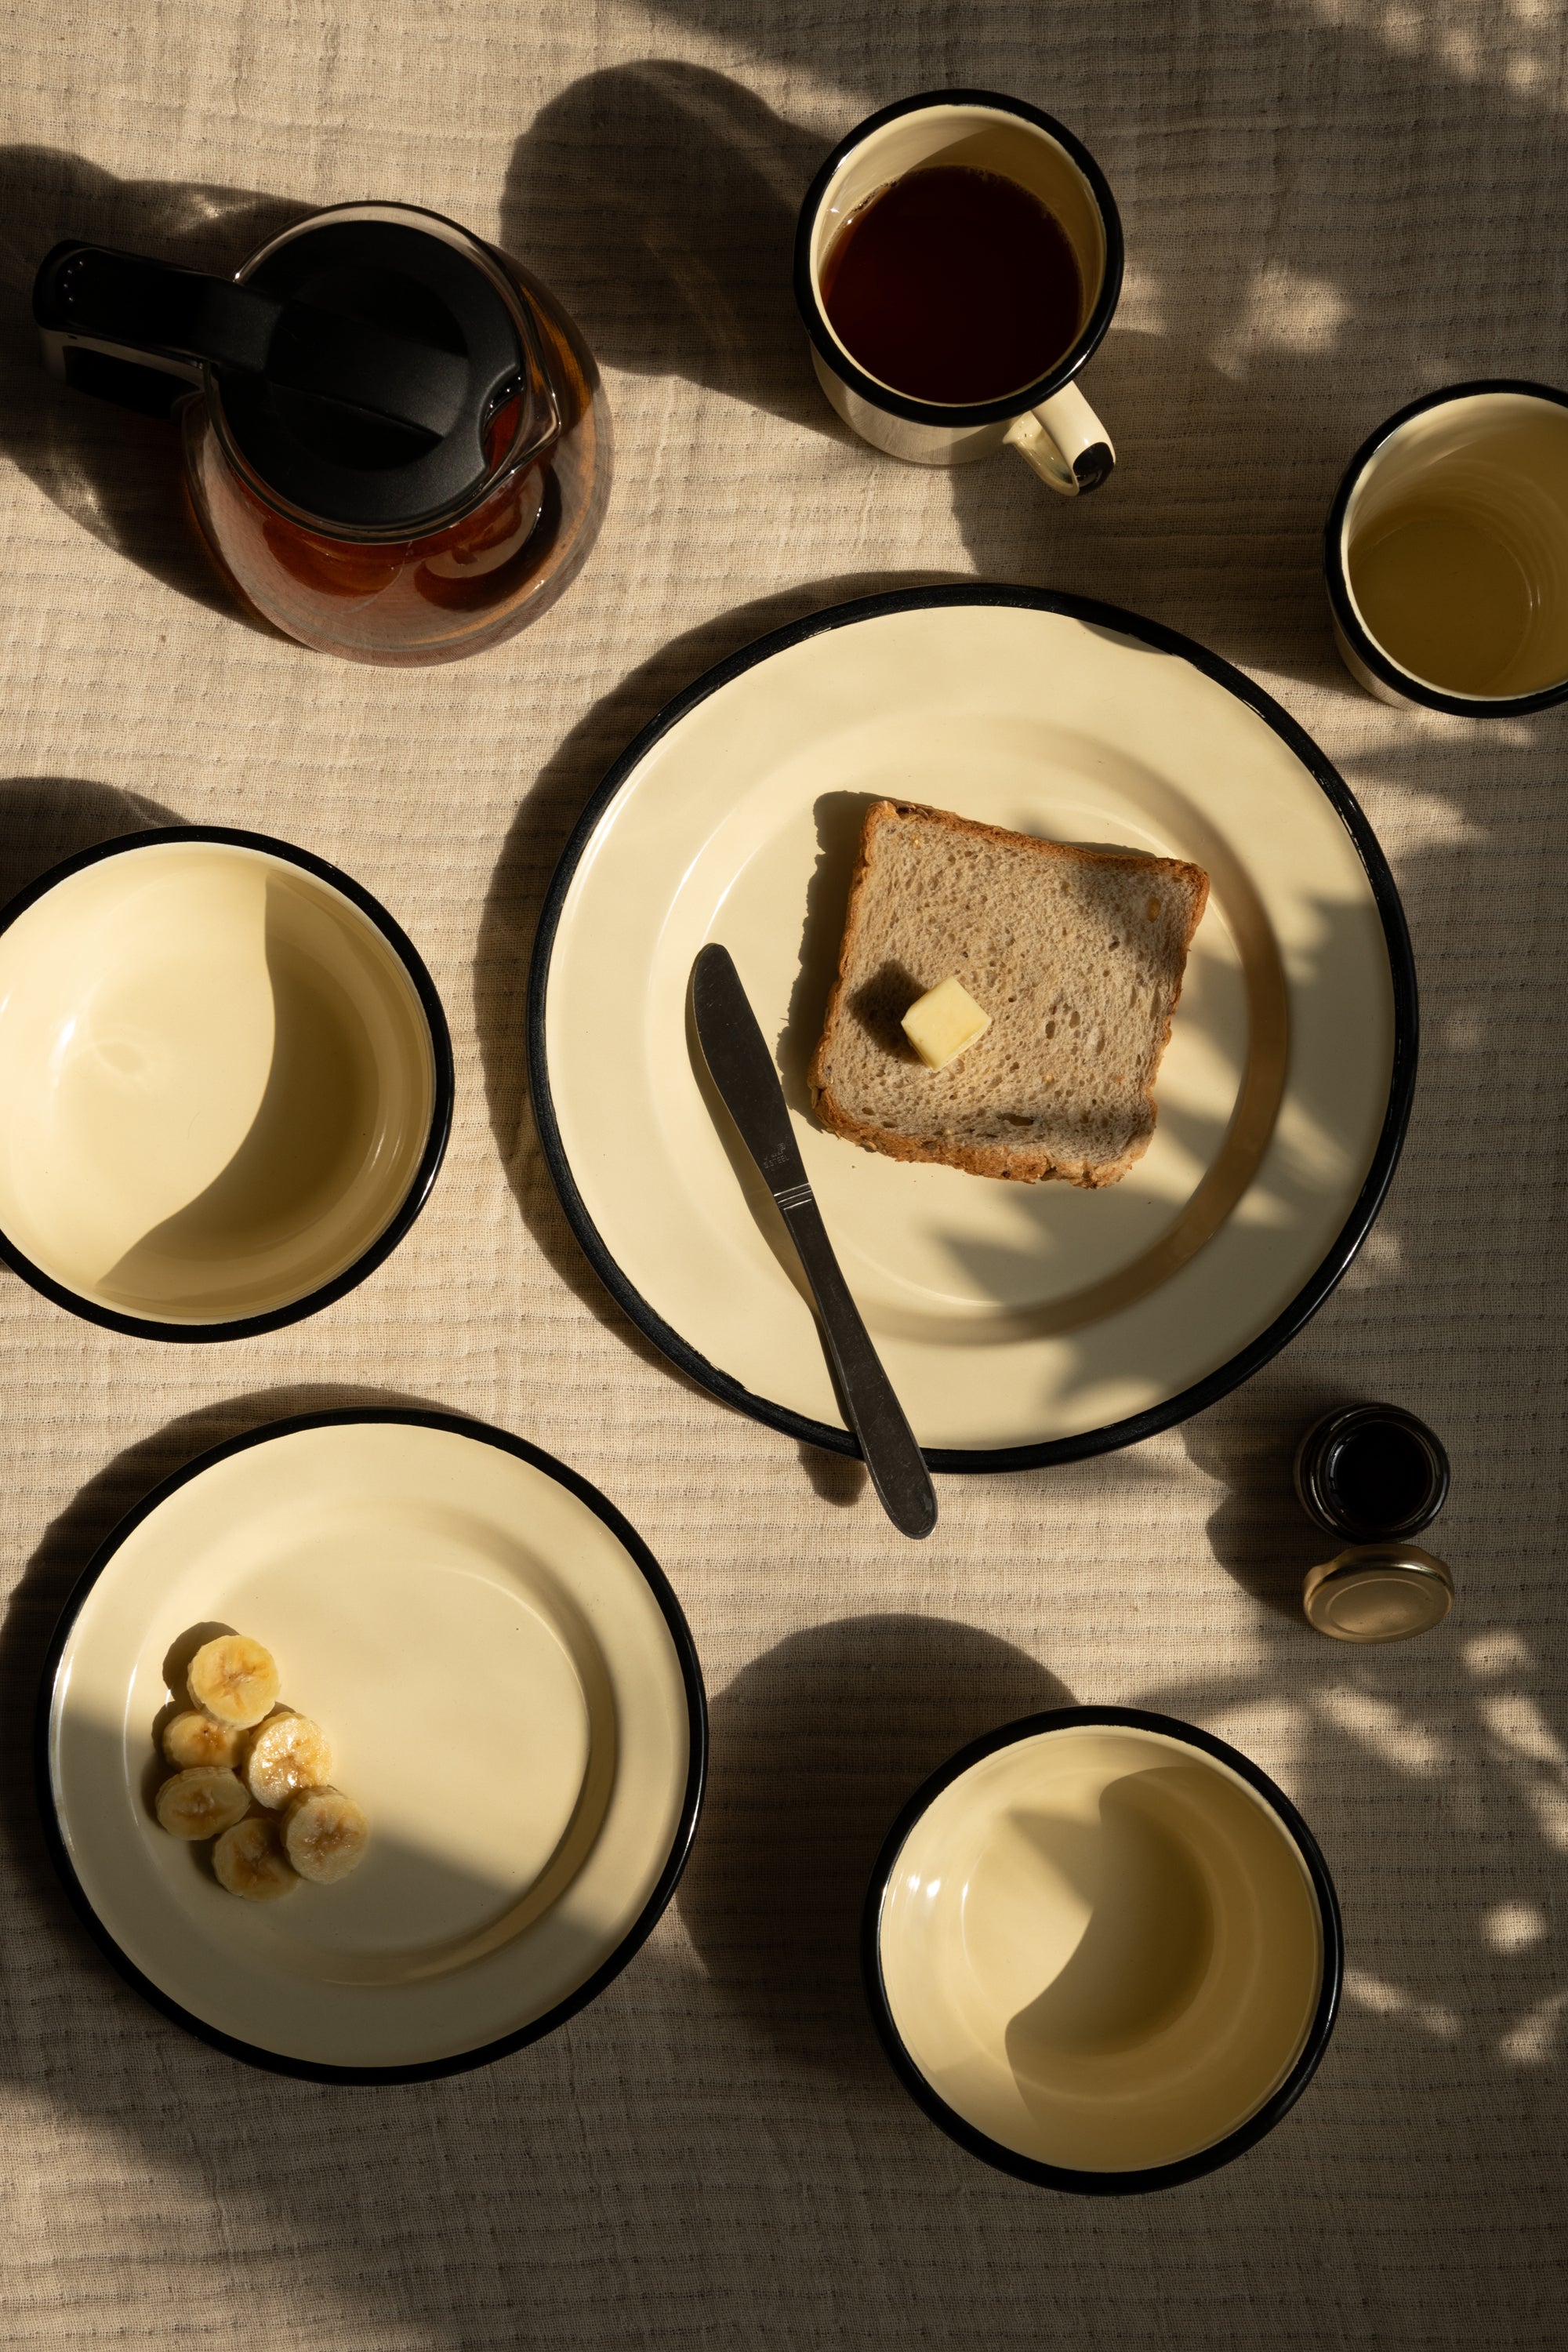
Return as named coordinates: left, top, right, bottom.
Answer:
left=1327, top=380, right=1568, bottom=713
left=820, top=165, right=1084, bottom=405
left=794, top=91, right=1123, bottom=495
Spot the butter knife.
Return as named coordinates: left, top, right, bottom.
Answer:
left=691, top=943, right=937, bottom=1541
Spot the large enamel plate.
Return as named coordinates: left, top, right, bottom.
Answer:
left=531, top=589, right=1416, bottom=1468
left=39, top=1411, right=706, bottom=2079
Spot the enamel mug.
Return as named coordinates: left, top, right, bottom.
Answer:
left=793, top=90, right=1123, bottom=496
left=1326, top=379, right=1568, bottom=713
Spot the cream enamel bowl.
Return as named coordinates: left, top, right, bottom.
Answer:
left=0, top=828, right=452, bottom=1337
left=865, top=1708, right=1341, bottom=2191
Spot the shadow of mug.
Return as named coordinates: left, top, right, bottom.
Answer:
left=502, top=62, right=838, bottom=440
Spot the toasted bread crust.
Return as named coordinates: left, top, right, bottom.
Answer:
left=808, top=800, right=1210, bottom=1187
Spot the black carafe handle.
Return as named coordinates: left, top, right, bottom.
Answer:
left=33, top=241, right=507, bottom=443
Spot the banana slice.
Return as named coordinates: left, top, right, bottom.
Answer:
left=162, top=1710, right=246, bottom=1769
left=187, top=1634, right=280, bottom=1729
left=154, top=1766, right=250, bottom=1842
left=283, top=1788, right=369, bottom=1884
left=212, top=1817, right=298, bottom=1903
left=245, top=1713, right=333, bottom=1811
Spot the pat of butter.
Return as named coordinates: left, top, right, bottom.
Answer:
left=902, top=976, right=992, bottom=1070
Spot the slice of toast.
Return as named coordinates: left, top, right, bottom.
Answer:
left=807, top=800, right=1210, bottom=1187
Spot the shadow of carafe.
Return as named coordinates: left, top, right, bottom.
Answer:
left=502, top=62, right=838, bottom=440
left=0, top=145, right=313, bottom=616
left=676, top=1613, right=1075, bottom=2082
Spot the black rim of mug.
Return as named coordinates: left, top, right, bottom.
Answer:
left=0, top=826, right=455, bottom=1341
left=792, top=88, right=1126, bottom=429
left=34, top=1405, right=710, bottom=2082
left=1323, top=377, right=1568, bottom=716
left=527, top=583, right=1421, bottom=1475
left=860, top=1704, right=1345, bottom=2194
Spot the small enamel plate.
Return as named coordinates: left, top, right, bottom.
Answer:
left=39, top=1411, right=706, bottom=2079
left=532, top=588, right=1416, bottom=1469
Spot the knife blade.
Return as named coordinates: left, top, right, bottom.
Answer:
left=691, top=942, right=937, bottom=1540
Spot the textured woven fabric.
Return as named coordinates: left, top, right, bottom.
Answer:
left=1, top=2, right=1565, bottom=2344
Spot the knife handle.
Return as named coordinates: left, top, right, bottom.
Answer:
left=779, top=1194, right=938, bottom=1540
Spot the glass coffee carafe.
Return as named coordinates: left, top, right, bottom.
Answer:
left=34, top=201, right=609, bottom=665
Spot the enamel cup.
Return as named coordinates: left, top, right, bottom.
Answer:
left=793, top=90, right=1123, bottom=497
left=1326, top=379, right=1568, bottom=713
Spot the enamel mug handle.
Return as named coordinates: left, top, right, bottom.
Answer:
left=1006, top=380, right=1115, bottom=497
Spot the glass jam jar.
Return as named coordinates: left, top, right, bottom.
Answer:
left=1294, top=1402, right=1450, bottom=1541
left=1293, top=1402, right=1454, bottom=1642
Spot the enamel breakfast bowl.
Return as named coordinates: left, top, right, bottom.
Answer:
left=865, top=1708, right=1341, bottom=2191
left=0, top=828, right=452, bottom=1338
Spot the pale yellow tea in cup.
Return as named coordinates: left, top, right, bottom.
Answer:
left=1339, top=389, right=1568, bottom=705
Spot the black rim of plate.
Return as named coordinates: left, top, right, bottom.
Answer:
left=0, top=825, right=455, bottom=1342
left=861, top=1704, right=1344, bottom=2194
left=792, top=89, right=1124, bottom=430
left=1323, top=377, right=1568, bottom=715
left=528, top=584, right=1420, bottom=1474
left=34, top=1406, right=709, bottom=2083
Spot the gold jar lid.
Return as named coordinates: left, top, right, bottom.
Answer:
left=1301, top=1544, right=1454, bottom=1642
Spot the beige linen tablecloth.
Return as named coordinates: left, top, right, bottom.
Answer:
left=1, top=3, right=1564, bottom=2344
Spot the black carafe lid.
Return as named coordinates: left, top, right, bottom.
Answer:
left=34, top=216, right=537, bottom=528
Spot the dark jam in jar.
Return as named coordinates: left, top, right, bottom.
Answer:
left=1294, top=1403, right=1450, bottom=1542
left=183, top=258, right=608, bottom=667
